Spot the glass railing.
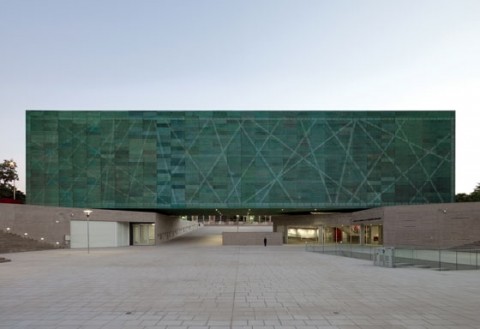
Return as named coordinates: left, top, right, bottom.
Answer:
left=305, top=243, right=480, bottom=270
left=305, top=243, right=377, bottom=261
left=390, top=247, right=480, bottom=270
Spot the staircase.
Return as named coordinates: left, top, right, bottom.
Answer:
left=0, top=231, right=55, bottom=254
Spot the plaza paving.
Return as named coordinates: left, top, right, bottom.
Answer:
left=1, top=226, right=480, bottom=329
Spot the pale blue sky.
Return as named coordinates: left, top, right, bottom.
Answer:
left=1, top=0, right=479, bottom=193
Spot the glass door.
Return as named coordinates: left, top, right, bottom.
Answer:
left=131, top=223, right=155, bottom=245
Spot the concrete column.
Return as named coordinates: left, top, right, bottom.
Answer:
left=360, top=224, right=365, bottom=245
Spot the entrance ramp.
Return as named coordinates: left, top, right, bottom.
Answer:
left=164, top=225, right=274, bottom=247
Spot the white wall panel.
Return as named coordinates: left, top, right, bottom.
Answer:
left=116, top=222, right=130, bottom=246
left=71, top=221, right=129, bottom=248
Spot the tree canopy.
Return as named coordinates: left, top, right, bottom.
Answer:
left=455, top=183, right=480, bottom=202
left=0, top=159, right=25, bottom=202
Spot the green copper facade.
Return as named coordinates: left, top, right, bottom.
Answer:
left=26, top=111, right=455, bottom=213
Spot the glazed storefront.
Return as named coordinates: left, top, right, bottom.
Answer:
left=286, top=224, right=383, bottom=245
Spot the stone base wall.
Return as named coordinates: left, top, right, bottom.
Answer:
left=272, top=203, right=480, bottom=249
left=0, top=204, right=198, bottom=248
left=0, top=231, right=56, bottom=254
left=0, top=204, right=72, bottom=248
left=222, top=232, right=283, bottom=245
left=383, top=202, right=480, bottom=248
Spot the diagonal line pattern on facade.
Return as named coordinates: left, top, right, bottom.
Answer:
left=26, top=111, right=455, bottom=211
left=184, top=119, right=243, bottom=204
left=241, top=119, right=294, bottom=204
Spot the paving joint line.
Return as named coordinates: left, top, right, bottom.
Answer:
left=229, top=246, right=240, bottom=329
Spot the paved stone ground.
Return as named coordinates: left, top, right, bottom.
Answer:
left=1, top=226, right=480, bottom=329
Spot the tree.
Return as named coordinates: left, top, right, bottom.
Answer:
left=455, top=193, right=470, bottom=202
left=0, top=159, right=24, bottom=201
left=455, top=183, right=480, bottom=202
left=469, top=183, right=480, bottom=201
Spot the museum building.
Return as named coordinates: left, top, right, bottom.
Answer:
left=26, top=110, right=455, bottom=211
left=4, top=109, right=474, bottom=251
left=7, top=110, right=470, bottom=249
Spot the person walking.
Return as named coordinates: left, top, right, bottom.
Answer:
left=264, top=237, right=267, bottom=247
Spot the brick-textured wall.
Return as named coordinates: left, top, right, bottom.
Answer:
left=0, top=231, right=56, bottom=253
left=0, top=204, right=197, bottom=248
left=0, top=204, right=71, bottom=247
left=272, top=203, right=480, bottom=248
left=383, top=202, right=480, bottom=248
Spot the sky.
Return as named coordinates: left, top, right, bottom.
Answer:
left=1, top=0, right=479, bottom=194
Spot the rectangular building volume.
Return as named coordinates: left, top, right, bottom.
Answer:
left=26, top=111, right=455, bottom=212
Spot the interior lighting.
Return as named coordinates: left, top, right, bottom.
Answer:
left=24, top=233, right=28, bottom=236
left=6, top=227, right=10, bottom=231
left=55, top=242, right=60, bottom=245
left=40, top=237, right=44, bottom=241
